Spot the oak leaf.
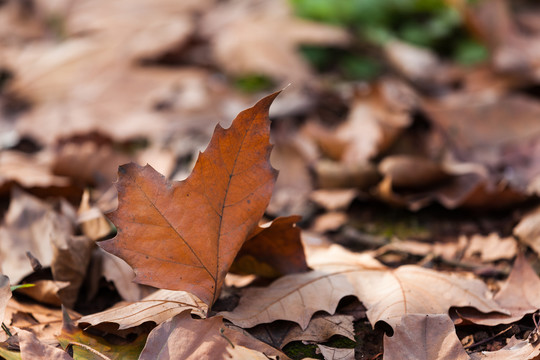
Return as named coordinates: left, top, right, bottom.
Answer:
left=18, top=330, right=72, bottom=360
left=383, top=314, right=469, bottom=360
left=138, top=312, right=288, bottom=360
left=231, top=215, right=308, bottom=277
left=99, top=92, right=279, bottom=306
left=221, top=245, right=505, bottom=330
left=77, top=289, right=207, bottom=330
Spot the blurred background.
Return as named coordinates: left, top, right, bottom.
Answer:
left=1, top=0, right=540, bottom=234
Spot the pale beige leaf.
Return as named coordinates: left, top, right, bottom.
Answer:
left=100, top=249, right=151, bottom=302
left=221, top=247, right=505, bottom=330
left=463, top=233, right=517, bottom=262
left=51, top=235, right=94, bottom=307
left=0, top=188, right=71, bottom=283
left=138, top=312, right=288, bottom=360
left=16, top=280, right=69, bottom=307
left=383, top=314, right=469, bottom=360
left=317, top=345, right=354, bottom=360
left=458, top=252, right=540, bottom=326
left=77, top=289, right=207, bottom=330
left=18, top=329, right=72, bottom=360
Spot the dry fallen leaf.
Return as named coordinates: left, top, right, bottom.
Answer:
left=457, top=252, right=540, bottom=326
left=0, top=188, right=71, bottom=284
left=221, top=245, right=505, bottom=330
left=18, top=329, right=72, bottom=360
left=331, top=79, right=416, bottom=164
left=138, top=312, right=288, bottom=360
left=383, top=314, right=469, bottom=360
left=59, top=310, right=147, bottom=360
left=231, top=215, right=308, bottom=277
left=99, top=92, right=279, bottom=306
left=463, top=233, right=517, bottom=263
left=3, top=298, right=80, bottom=344
left=248, top=314, right=354, bottom=349
left=77, top=289, right=207, bottom=331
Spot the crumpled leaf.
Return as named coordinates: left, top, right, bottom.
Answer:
left=138, top=312, right=288, bottom=360
left=77, top=289, right=207, bottom=330
left=248, top=314, right=354, bottom=349
left=0, top=151, right=71, bottom=196
left=231, top=216, right=308, bottom=277
left=18, top=329, right=71, bottom=360
left=51, top=235, right=94, bottom=308
left=457, top=252, right=540, bottom=326
left=0, top=188, right=71, bottom=284
left=422, top=93, right=540, bottom=196
left=316, top=79, right=416, bottom=164
left=3, top=298, right=80, bottom=344
left=383, top=314, right=469, bottom=360
left=99, top=92, right=279, bottom=306
left=221, top=245, right=505, bottom=330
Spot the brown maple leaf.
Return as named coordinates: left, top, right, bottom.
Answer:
left=99, top=92, right=280, bottom=307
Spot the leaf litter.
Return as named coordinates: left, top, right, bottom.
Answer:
left=2, top=0, right=540, bottom=359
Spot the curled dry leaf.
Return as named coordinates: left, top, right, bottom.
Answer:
left=463, top=233, right=517, bottom=263
left=221, top=245, right=505, bottom=330
left=77, top=289, right=207, bottom=331
left=383, top=314, right=469, bottom=360
left=3, top=298, right=81, bottom=344
left=332, top=79, right=416, bottom=164
left=99, top=248, right=152, bottom=302
left=139, top=312, right=288, bottom=360
left=457, top=252, right=540, bottom=326
left=378, top=155, right=450, bottom=189
left=282, top=314, right=354, bottom=348
left=231, top=215, right=308, bottom=277
left=18, top=329, right=72, bottom=360
left=99, top=92, right=279, bottom=306
left=0, top=151, right=71, bottom=195
left=59, top=310, right=147, bottom=360
left=50, top=235, right=95, bottom=308
left=0, top=188, right=71, bottom=284
left=16, top=280, right=69, bottom=307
